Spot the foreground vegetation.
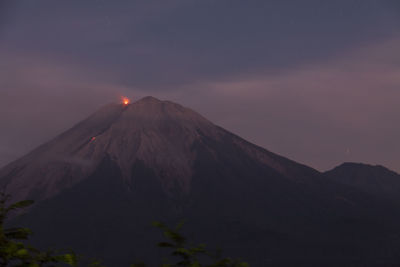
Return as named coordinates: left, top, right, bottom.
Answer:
left=0, top=193, right=248, bottom=267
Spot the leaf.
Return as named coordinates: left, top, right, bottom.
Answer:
left=6, top=200, right=34, bottom=212
left=89, top=259, right=107, bottom=267
left=15, top=248, right=28, bottom=257
left=163, top=230, right=185, bottom=244
left=62, top=253, right=78, bottom=266
left=175, top=220, right=185, bottom=231
left=5, top=227, right=32, bottom=240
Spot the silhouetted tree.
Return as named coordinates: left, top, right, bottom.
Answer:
left=130, top=222, right=249, bottom=267
left=0, top=193, right=77, bottom=267
left=0, top=193, right=248, bottom=267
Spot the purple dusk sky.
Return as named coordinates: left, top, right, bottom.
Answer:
left=0, top=0, right=399, bottom=172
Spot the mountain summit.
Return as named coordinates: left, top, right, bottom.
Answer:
left=0, top=97, right=212, bottom=200
left=1, top=97, right=400, bottom=266
left=324, top=162, right=400, bottom=201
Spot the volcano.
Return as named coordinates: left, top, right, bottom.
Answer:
left=1, top=96, right=400, bottom=266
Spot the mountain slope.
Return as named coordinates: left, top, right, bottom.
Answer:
left=1, top=97, right=400, bottom=266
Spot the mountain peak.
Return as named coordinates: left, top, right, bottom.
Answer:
left=334, top=162, right=394, bottom=173
left=0, top=97, right=217, bottom=200
left=119, top=97, right=211, bottom=128
left=324, top=162, right=400, bottom=200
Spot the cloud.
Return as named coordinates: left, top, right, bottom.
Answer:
left=1, top=0, right=399, bottom=90
left=173, top=37, right=400, bottom=172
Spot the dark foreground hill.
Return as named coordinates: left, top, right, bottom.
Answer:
left=1, top=97, right=400, bottom=266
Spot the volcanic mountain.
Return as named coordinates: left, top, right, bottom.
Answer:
left=0, top=96, right=322, bottom=202
left=1, top=97, right=400, bottom=266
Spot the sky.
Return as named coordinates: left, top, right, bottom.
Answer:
left=0, top=0, right=399, bottom=173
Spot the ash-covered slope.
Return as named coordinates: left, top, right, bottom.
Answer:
left=1, top=97, right=400, bottom=266
left=0, top=103, right=124, bottom=202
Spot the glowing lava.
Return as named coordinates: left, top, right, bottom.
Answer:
left=122, top=97, right=131, bottom=105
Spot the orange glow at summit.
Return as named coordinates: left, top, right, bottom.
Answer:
left=122, top=97, right=131, bottom=105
